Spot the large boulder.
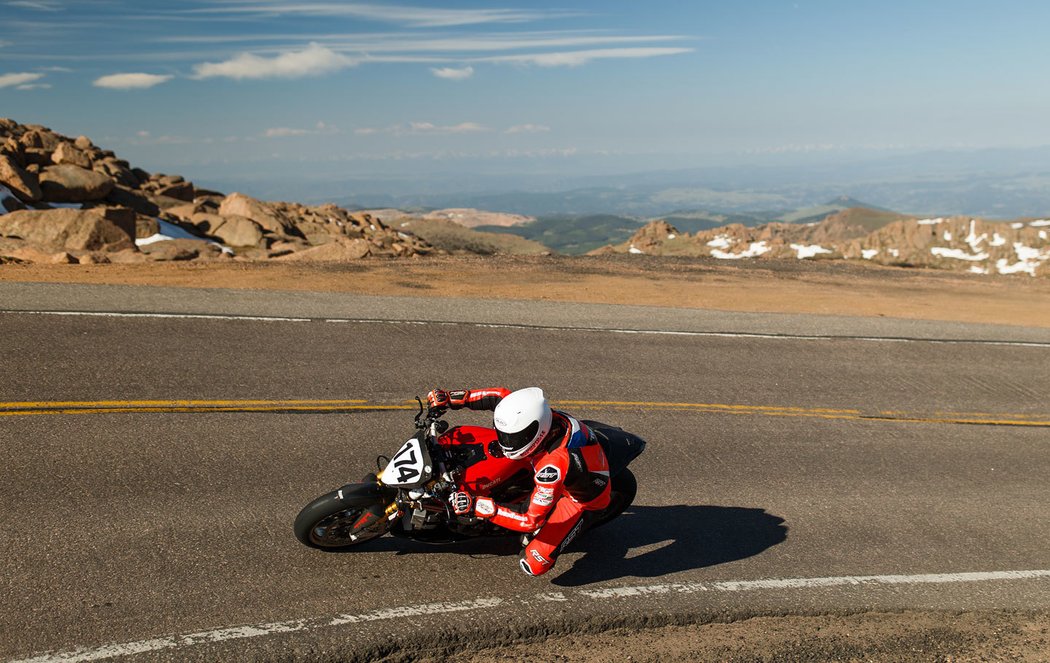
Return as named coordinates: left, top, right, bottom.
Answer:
left=156, top=181, right=194, bottom=201
left=139, top=238, right=223, bottom=261
left=0, top=154, right=41, bottom=202
left=0, top=208, right=134, bottom=251
left=276, top=237, right=371, bottom=261
left=39, top=165, right=114, bottom=202
left=219, top=192, right=298, bottom=237
left=105, top=185, right=160, bottom=216
left=52, top=142, right=92, bottom=169
left=190, top=213, right=264, bottom=247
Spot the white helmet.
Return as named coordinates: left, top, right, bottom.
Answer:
left=492, top=387, right=552, bottom=460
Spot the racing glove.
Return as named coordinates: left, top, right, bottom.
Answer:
left=449, top=491, right=473, bottom=516
left=427, top=389, right=450, bottom=410
left=427, top=389, right=470, bottom=410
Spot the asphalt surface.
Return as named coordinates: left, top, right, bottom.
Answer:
left=1, top=284, right=1049, bottom=661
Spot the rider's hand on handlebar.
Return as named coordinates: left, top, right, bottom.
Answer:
left=426, top=389, right=450, bottom=410
left=449, top=491, right=473, bottom=515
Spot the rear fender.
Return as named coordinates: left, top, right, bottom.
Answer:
left=583, top=420, right=647, bottom=477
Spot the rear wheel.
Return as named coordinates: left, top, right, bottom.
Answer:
left=293, top=488, right=392, bottom=551
left=588, top=468, right=637, bottom=530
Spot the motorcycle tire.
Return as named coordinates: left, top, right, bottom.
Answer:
left=293, top=488, right=391, bottom=551
left=587, top=468, right=638, bottom=531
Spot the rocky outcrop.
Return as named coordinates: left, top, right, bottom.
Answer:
left=597, top=210, right=1050, bottom=277
left=0, top=155, right=41, bottom=202
left=0, top=208, right=134, bottom=252
left=0, top=117, right=439, bottom=264
left=39, top=165, right=115, bottom=202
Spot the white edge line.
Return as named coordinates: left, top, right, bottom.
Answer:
left=11, top=569, right=1050, bottom=663
left=4, top=309, right=1050, bottom=348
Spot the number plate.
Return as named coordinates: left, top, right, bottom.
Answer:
left=380, top=438, right=429, bottom=487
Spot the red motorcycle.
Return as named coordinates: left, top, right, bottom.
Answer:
left=293, top=399, right=646, bottom=550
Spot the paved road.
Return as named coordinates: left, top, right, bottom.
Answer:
left=1, top=285, right=1048, bottom=661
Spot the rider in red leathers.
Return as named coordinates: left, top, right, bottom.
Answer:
left=426, top=386, right=611, bottom=576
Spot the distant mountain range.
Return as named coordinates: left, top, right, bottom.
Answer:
left=191, top=147, right=1050, bottom=221
left=473, top=197, right=892, bottom=255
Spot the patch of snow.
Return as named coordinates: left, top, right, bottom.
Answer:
left=861, top=249, right=879, bottom=260
left=969, top=265, right=989, bottom=275
left=1040, top=230, right=1048, bottom=241
left=995, top=243, right=1049, bottom=276
left=888, top=248, right=900, bottom=257
left=396, top=231, right=411, bottom=240
left=930, top=247, right=988, bottom=262
left=136, top=219, right=233, bottom=254
left=790, top=243, right=832, bottom=259
left=964, top=220, right=987, bottom=252
left=0, top=185, right=13, bottom=215
left=917, top=217, right=944, bottom=225
left=628, top=245, right=644, bottom=255
left=1011, top=222, right=1025, bottom=229
left=1030, top=220, right=1050, bottom=227
left=990, top=233, right=1006, bottom=247
left=706, top=235, right=733, bottom=250
left=44, top=202, right=84, bottom=209
left=711, top=241, right=770, bottom=260
left=666, top=233, right=676, bottom=240
left=942, top=230, right=952, bottom=241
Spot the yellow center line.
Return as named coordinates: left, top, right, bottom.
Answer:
left=0, top=399, right=1046, bottom=428
left=0, top=399, right=368, bottom=410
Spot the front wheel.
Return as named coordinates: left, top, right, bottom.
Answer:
left=588, top=468, right=638, bottom=531
left=293, top=487, right=392, bottom=551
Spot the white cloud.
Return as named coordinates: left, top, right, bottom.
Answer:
left=0, top=72, right=43, bottom=88
left=484, top=46, right=693, bottom=67
left=355, top=121, right=489, bottom=136
left=430, top=65, right=473, bottom=80
left=7, top=0, right=61, bottom=10
left=93, top=72, right=173, bottom=89
left=16, top=83, right=51, bottom=90
left=184, top=4, right=561, bottom=28
left=264, top=121, right=338, bottom=138
left=192, top=42, right=355, bottom=79
left=505, top=124, right=550, bottom=134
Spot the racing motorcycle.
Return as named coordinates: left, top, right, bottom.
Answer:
left=293, top=399, right=646, bottom=551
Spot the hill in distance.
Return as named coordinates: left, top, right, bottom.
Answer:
left=470, top=198, right=891, bottom=255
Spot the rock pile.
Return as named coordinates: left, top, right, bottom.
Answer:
left=0, top=118, right=434, bottom=264
left=597, top=210, right=1050, bottom=277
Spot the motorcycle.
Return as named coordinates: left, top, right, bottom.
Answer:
left=293, top=398, right=646, bottom=551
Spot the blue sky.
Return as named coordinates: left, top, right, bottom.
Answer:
left=4, top=0, right=1050, bottom=188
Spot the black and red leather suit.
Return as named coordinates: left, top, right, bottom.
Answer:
left=436, top=388, right=612, bottom=576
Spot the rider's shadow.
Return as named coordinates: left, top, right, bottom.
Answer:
left=550, top=504, right=788, bottom=587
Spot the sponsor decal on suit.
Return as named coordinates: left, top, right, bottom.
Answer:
left=536, top=464, right=561, bottom=484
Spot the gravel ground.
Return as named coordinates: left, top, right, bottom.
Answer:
left=407, top=611, right=1050, bottom=662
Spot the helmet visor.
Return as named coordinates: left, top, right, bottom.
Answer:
left=496, top=420, right=539, bottom=454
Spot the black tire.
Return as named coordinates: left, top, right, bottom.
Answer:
left=588, top=468, right=637, bottom=530
left=293, top=488, right=391, bottom=551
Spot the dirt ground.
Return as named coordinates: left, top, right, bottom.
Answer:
left=443, top=611, right=1050, bottom=662
left=3, top=255, right=1050, bottom=328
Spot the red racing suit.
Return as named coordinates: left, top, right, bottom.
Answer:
left=439, top=388, right=612, bottom=576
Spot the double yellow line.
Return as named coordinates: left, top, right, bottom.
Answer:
left=0, top=399, right=402, bottom=418
left=0, top=398, right=1047, bottom=428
